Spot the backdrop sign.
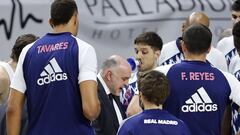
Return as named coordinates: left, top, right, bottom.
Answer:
left=0, top=0, right=232, bottom=67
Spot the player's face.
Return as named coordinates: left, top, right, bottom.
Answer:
left=232, top=10, right=240, bottom=25
left=134, top=44, right=159, bottom=72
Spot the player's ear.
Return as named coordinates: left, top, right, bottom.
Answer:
left=206, top=46, right=211, bottom=54
left=154, top=50, right=160, bottom=60
left=48, top=18, right=54, bottom=28
left=181, top=40, right=187, bottom=53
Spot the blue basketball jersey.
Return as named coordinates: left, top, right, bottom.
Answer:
left=15, top=32, right=96, bottom=135
left=117, top=109, right=191, bottom=135
left=155, top=61, right=240, bottom=135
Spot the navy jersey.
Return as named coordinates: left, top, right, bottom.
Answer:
left=155, top=61, right=240, bottom=135
left=11, top=32, right=97, bottom=135
left=117, top=109, right=191, bottom=135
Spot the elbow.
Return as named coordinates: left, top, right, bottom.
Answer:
left=83, top=101, right=101, bottom=121
left=6, top=103, right=19, bottom=118
left=6, top=105, right=14, bottom=117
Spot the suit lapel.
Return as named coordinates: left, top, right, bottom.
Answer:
left=111, top=95, right=127, bottom=119
left=97, top=79, right=120, bottom=128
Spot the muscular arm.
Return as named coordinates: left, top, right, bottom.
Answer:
left=221, top=104, right=231, bottom=135
left=6, top=89, right=25, bottom=135
left=80, top=80, right=100, bottom=121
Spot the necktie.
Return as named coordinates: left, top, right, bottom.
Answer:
left=108, top=93, right=126, bottom=119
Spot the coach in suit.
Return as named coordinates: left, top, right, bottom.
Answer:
left=92, top=55, right=131, bottom=135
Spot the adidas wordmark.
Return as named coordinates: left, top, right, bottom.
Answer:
left=37, top=58, right=68, bottom=86
left=181, top=87, right=218, bottom=112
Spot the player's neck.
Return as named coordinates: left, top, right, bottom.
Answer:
left=152, top=62, right=158, bottom=69
left=143, top=102, right=163, bottom=110
left=184, top=53, right=207, bottom=62
left=52, top=24, right=72, bottom=35
left=139, top=62, right=158, bottom=73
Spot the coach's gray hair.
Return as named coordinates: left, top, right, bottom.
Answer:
left=101, top=58, right=118, bottom=72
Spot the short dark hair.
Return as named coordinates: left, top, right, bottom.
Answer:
left=232, top=0, right=240, bottom=11
left=134, top=32, right=163, bottom=51
left=182, top=24, right=212, bottom=54
left=233, top=21, right=240, bottom=50
left=50, top=0, right=78, bottom=26
left=233, top=21, right=240, bottom=37
left=10, top=34, right=38, bottom=62
left=138, top=70, right=170, bottom=106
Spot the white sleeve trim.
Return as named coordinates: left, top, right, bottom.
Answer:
left=222, top=71, right=240, bottom=106
left=76, top=38, right=97, bottom=83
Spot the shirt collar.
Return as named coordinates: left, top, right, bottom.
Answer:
left=97, top=73, right=111, bottom=95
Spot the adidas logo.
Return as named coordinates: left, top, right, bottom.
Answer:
left=181, top=87, right=218, bottom=112
left=37, top=58, right=68, bottom=86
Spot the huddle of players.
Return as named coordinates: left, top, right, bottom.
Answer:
left=120, top=1, right=240, bottom=135
left=2, top=0, right=240, bottom=135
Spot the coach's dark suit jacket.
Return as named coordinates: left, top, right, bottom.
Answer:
left=92, top=78, right=126, bottom=135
